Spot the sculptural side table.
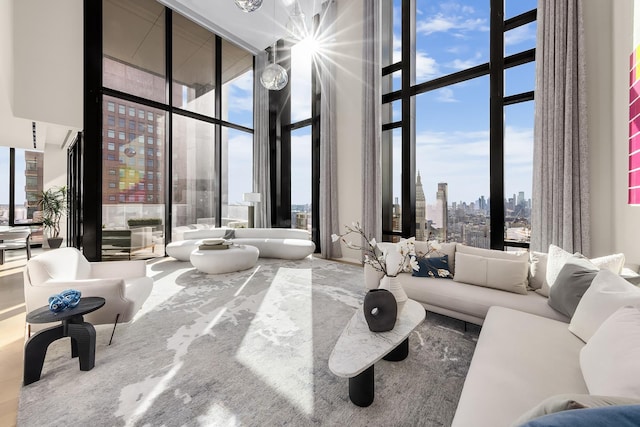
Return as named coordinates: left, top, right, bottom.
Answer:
left=23, top=297, right=105, bottom=385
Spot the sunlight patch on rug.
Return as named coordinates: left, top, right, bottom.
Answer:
left=236, top=267, right=314, bottom=415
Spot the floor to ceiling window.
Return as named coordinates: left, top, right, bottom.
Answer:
left=382, top=0, right=536, bottom=249
left=84, top=0, right=254, bottom=260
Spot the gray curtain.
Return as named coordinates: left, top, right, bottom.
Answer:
left=318, top=0, right=341, bottom=259
left=362, top=0, right=382, bottom=244
left=253, top=51, right=271, bottom=228
left=531, top=0, right=590, bottom=255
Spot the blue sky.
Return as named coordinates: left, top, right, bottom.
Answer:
left=393, top=0, right=537, bottom=207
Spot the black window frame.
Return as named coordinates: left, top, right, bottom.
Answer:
left=382, top=0, right=536, bottom=250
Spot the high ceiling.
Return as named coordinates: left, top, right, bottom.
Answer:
left=159, top=0, right=321, bottom=54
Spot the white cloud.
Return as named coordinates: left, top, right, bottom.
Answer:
left=505, top=24, right=536, bottom=47
left=393, top=34, right=439, bottom=80
left=417, top=14, right=488, bottom=36
left=435, top=87, right=457, bottom=103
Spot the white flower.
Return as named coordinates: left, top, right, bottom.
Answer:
left=409, top=256, right=420, bottom=271
left=345, top=241, right=357, bottom=249
left=331, top=233, right=340, bottom=243
left=369, top=238, right=377, bottom=248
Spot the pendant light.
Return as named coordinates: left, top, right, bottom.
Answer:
left=286, top=0, right=306, bottom=40
left=234, top=0, right=263, bottom=13
left=260, top=1, right=288, bottom=90
left=261, top=43, right=288, bottom=90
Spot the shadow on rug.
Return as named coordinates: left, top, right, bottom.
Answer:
left=18, top=257, right=479, bottom=427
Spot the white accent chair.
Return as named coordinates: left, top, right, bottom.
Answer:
left=23, top=247, right=153, bottom=338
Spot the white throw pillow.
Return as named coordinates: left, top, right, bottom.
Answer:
left=590, top=253, right=625, bottom=274
left=580, top=306, right=640, bottom=399
left=569, top=269, right=640, bottom=342
left=529, top=251, right=548, bottom=290
left=538, top=245, right=626, bottom=298
left=453, top=252, right=528, bottom=295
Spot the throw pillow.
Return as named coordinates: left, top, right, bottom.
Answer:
left=413, top=241, right=457, bottom=274
left=412, top=255, right=453, bottom=279
left=540, top=244, right=575, bottom=297
left=512, top=394, right=640, bottom=426
left=517, top=405, right=640, bottom=427
left=547, top=255, right=599, bottom=318
left=453, top=252, right=528, bottom=295
left=528, top=251, right=548, bottom=290
left=569, top=269, right=640, bottom=342
left=580, top=306, right=640, bottom=399
left=538, top=245, right=627, bottom=298
left=590, top=252, right=625, bottom=274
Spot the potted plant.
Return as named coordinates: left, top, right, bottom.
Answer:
left=39, top=185, right=67, bottom=249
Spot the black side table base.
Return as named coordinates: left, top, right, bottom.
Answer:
left=349, top=365, right=374, bottom=407
left=383, top=338, right=409, bottom=362
left=23, top=317, right=97, bottom=386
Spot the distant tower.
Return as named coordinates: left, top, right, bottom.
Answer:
left=415, top=171, right=428, bottom=241
left=517, top=191, right=525, bottom=206
left=436, top=183, right=448, bottom=241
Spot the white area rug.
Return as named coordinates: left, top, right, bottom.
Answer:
left=18, top=257, right=479, bottom=426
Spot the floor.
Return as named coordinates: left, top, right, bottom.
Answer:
left=0, top=246, right=164, bottom=426
left=0, top=249, right=31, bottom=427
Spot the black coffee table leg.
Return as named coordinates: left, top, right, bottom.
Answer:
left=68, top=322, right=97, bottom=371
left=383, top=338, right=409, bottom=361
left=23, top=326, right=64, bottom=385
left=349, top=365, right=374, bottom=407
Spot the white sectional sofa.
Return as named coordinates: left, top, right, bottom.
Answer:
left=365, top=241, right=640, bottom=426
left=167, top=227, right=316, bottom=261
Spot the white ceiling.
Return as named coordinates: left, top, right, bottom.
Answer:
left=158, top=0, right=322, bottom=54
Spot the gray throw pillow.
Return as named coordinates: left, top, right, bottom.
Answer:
left=548, top=255, right=598, bottom=317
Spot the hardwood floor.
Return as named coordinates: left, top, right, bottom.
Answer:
left=0, top=251, right=31, bottom=427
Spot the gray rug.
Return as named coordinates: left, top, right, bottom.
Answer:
left=18, top=257, right=480, bottom=427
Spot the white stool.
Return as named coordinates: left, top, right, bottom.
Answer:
left=190, top=244, right=259, bottom=274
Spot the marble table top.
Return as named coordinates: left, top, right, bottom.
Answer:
left=328, top=299, right=426, bottom=378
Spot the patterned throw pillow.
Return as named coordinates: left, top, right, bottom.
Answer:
left=412, top=255, right=453, bottom=279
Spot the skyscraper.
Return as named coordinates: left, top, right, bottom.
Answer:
left=437, top=182, right=448, bottom=241
left=415, top=172, right=427, bottom=241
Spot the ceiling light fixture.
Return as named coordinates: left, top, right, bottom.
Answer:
left=261, top=43, right=288, bottom=90
left=261, top=0, right=288, bottom=91
left=32, top=122, right=37, bottom=149
left=234, top=0, right=263, bottom=12
left=286, top=0, right=307, bottom=41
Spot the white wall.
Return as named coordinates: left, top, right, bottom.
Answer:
left=12, top=0, right=83, bottom=129
left=334, top=0, right=364, bottom=263
left=585, top=0, right=640, bottom=267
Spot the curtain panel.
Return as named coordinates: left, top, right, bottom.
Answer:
left=253, top=51, right=271, bottom=228
left=531, top=0, right=590, bottom=255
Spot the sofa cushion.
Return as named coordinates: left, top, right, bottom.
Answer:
left=456, top=243, right=528, bottom=262
left=529, top=251, right=548, bottom=290
left=453, top=252, right=528, bottom=295
left=234, top=228, right=311, bottom=240
left=539, top=245, right=626, bottom=297
left=512, top=394, right=640, bottom=426
left=548, top=255, right=598, bottom=318
left=412, top=255, right=453, bottom=279
left=451, top=307, right=587, bottom=427
left=414, top=241, right=457, bottom=274
left=569, top=269, right=640, bottom=342
left=399, top=275, right=569, bottom=323
left=580, top=306, right=640, bottom=399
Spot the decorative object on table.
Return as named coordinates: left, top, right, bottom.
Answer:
left=363, top=289, right=397, bottom=332
left=332, top=221, right=419, bottom=314
left=198, top=238, right=232, bottom=251
left=48, top=289, right=82, bottom=313
left=39, top=185, right=67, bottom=249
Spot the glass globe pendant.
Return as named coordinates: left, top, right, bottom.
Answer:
left=261, top=44, right=288, bottom=90
left=234, top=0, right=263, bottom=13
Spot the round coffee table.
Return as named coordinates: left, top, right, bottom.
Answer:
left=24, top=296, right=105, bottom=385
left=190, top=244, right=259, bottom=274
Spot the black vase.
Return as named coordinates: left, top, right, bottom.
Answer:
left=363, top=289, right=397, bottom=332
